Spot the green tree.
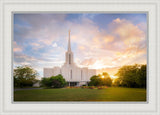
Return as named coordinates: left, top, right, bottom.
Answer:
left=40, top=77, right=51, bottom=87
left=99, top=72, right=112, bottom=86
left=112, top=78, right=121, bottom=87
left=88, top=75, right=100, bottom=86
left=101, top=77, right=112, bottom=86
left=88, top=72, right=112, bottom=86
left=41, top=74, right=66, bottom=88
left=14, top=65, right=38, bottom=87
left=102, top=72, right=110, bottom=77
left=136, top=65, right=146, bottom=88
left=115, top=64, right=146, bottom=88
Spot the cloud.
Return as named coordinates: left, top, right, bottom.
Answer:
left=13, top=41, right=22, bottom=52
left=137, top=22, right=147, bottom=33
left=14, top=14, right=147, bottom=76
left=14, top=14, right=68, bottom=46
left=52, top=43, right=58, bottom=47
left=73, top=18, right=147, bottom=69
left=31, top=43, right=40, bottom=47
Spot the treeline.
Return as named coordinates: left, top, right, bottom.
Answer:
left=14, top=65, right=66, bottom=88
left=14, top=64, right=146, bottom=88
left=114, top=64, right=146, bottom=88
left=89, top=64, right=146, bottom=88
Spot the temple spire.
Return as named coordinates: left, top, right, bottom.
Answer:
left=68, top=30, right=71, bottom=51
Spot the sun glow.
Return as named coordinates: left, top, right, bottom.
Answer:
left=88, top=60, right=116, bottom=69
left=110, top=75, right=118, bottom=79
left=89, top=60, right=106, bottom=69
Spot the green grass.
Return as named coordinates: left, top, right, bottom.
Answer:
left=14, top=87, right=146, bottom=101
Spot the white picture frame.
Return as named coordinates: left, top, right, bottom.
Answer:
left=0, top=0, right=160, bottom=115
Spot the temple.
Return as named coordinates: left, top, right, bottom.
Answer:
left=43, top=30, right=96, bottom=86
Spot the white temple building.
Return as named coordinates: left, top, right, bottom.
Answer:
left=43, top=31, right=96, bottom=86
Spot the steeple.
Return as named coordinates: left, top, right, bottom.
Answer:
left=68, top=30, right=71, bottom=51
left=65, top=30, right=74, bottom=65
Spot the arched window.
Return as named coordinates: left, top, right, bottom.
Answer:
left=70, top=70, right=72, bottom=79
left=69, top=54, right=71, bottom=64
left=81, top=70, right=82, bottom=80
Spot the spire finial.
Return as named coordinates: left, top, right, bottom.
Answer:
left=68, top=30, right=71, bottom=51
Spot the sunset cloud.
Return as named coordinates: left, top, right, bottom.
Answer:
left=14, top=13, right=147, bottom=76
left=73, top=18, right=146, bottom=70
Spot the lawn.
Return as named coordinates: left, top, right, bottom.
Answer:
left=14, top=87, right=146, bottom=101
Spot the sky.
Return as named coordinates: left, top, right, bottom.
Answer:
left=13, top=13, right=147, bottom=77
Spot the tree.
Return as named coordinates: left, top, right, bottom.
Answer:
left=112, top=78, right=121, bottom=87
left=102, top=72, right=110, bottom=77
left=100, top=72, right=112, bottom=86
left=40, top=77, right=51, bottom=87
left=136, top=65, right=146, bottom=88
left=88, top=72, right=112, bottom=86
left=41, top=74, right=66, bottom=88
left=14, top=65, right=38, bottom=87
left=88, top=75, right=101, bottom=86
left=101, top=77, right=112, bottom=86
left=115, top=64, right=147, bottom=88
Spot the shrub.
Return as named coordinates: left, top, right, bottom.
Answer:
left=97, top=86, right=107, bottom=89
left=81, top=86, right=87, bottom=89
left=41, top=74, right=66, bottom=88
left=88, top=86, right=95, bottom=89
